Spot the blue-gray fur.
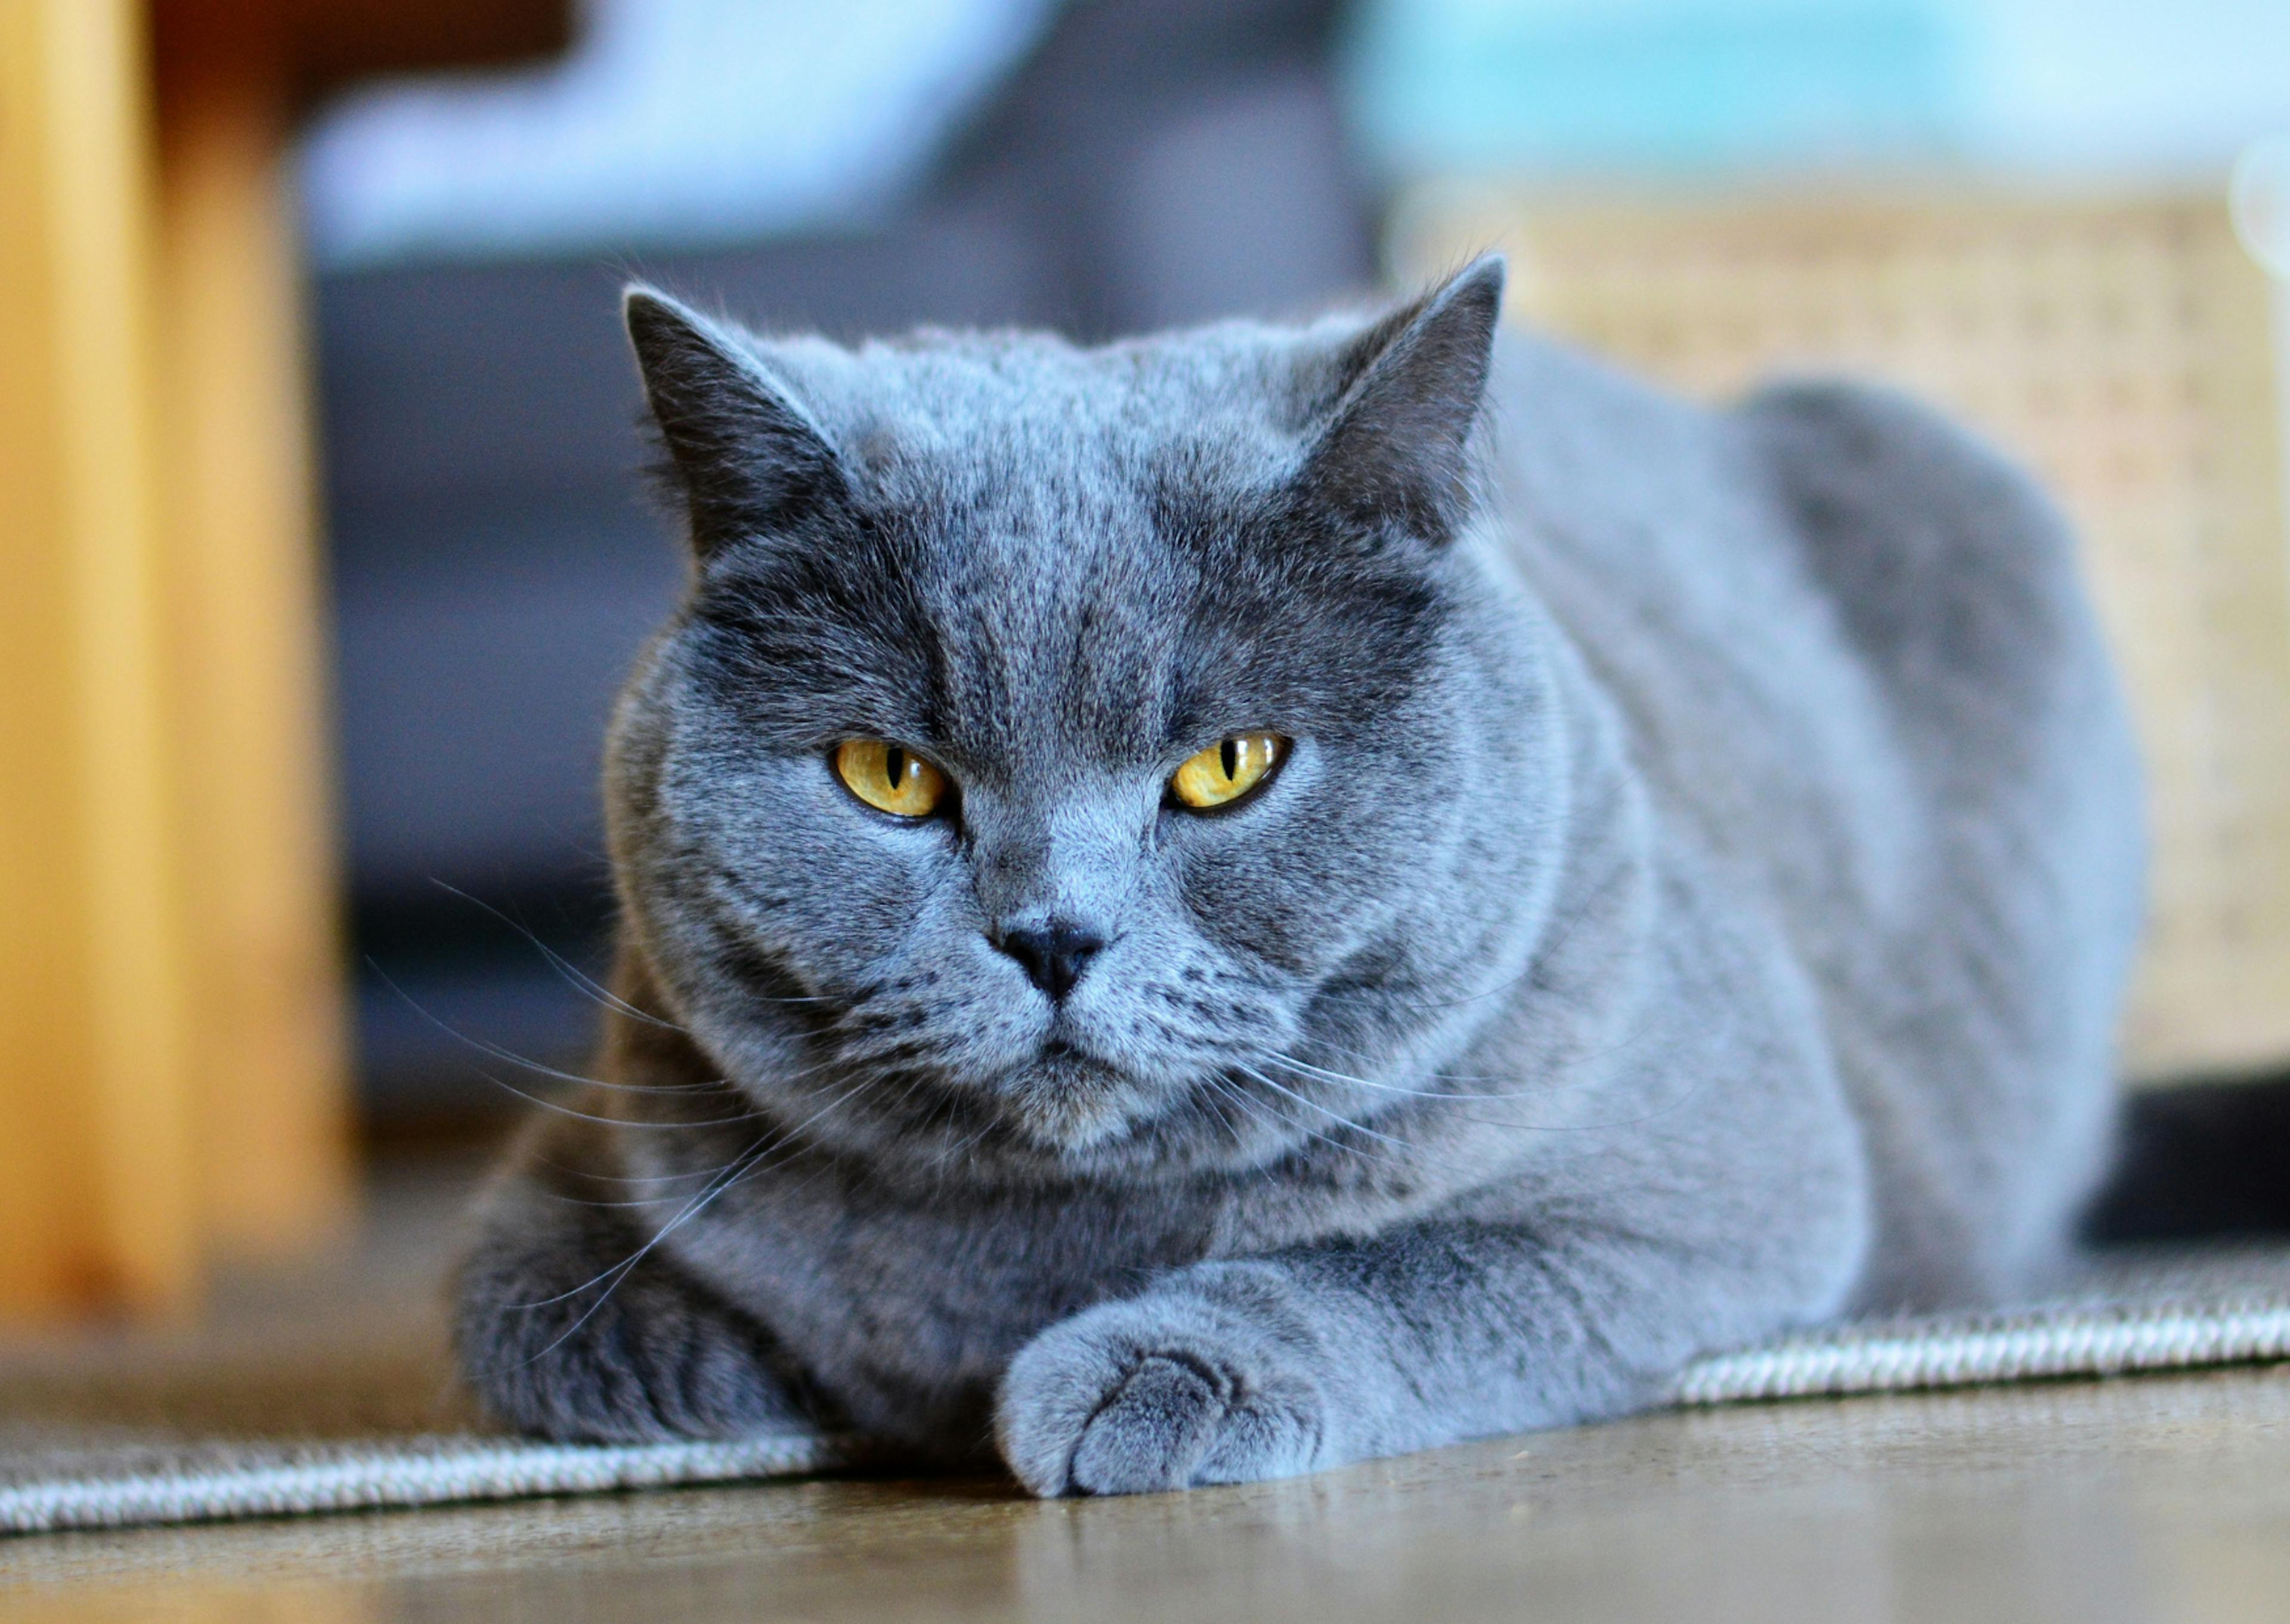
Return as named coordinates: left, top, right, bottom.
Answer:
left=452, top=258, right=2144, bottom=1495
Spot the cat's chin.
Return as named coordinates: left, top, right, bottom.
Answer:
left=995, top=1042, right=1171, bottom=1156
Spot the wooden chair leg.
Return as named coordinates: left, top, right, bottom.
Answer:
left=0, top=0, right=198, bottom=1319
left=0, top=0, right=357, bottom=1321
left=153, top=54, right=354, bottom=1259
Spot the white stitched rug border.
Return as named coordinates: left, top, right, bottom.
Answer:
left=1671, top=1296, right=2290, bottom=1404
left=0, top=1431, right=851, bottom=1536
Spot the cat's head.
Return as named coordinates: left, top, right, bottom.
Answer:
left=605, top=260, right=1564, bottom=1176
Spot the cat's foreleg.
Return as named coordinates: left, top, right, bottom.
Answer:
left=454, top=1168, right=808, bottom=1443
left=996, top=1206, right=1861, bottom=1496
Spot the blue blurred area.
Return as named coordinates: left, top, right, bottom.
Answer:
left=1346, top=0, right=2290, bottom=182
left=299, top=0, right=2290, bottom=280
left=301, top=0, right=1058, bottom=267
left=1350, top=0, right=1960, bottom=177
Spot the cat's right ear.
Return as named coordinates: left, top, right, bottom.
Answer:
left=623, top=286, right=848, bottom=554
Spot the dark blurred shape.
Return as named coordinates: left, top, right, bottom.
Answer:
left=935, top=0, right=1373, bottom=334
left=153, top=0, right=571, bottom=102
left=2084, top=1075, right=2290, bottom=1242
left=322, top=0, right=1377, bottom=1129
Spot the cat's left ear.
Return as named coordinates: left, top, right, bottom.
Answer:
left=1294, top=255, right=1505, bottom=545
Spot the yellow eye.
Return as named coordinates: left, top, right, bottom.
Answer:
left=1169, top=734, right=1287, bottom=811
left=833, top=739, right=948, bottom=818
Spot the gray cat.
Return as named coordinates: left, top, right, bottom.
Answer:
left=453, top=258, right=2144, bottom=1495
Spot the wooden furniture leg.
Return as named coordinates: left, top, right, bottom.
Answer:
left=153, top=47, right=354, bottom=1258
left=1, top=0, right=567, bottom=1322
left=0, top=0, right=199, bottom=1318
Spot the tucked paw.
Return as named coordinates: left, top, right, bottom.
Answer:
left=456, top=1202, right=804, bottom=1444
left=996, top=1272, right=1330, bottom=1496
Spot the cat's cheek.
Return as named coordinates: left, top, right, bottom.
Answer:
left=1171, top=820, right=1387, bottom=975
left=770, top=814, right=972, bottom=977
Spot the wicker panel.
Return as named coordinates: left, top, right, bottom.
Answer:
left=1394, top=188, right=2290, bottom=1081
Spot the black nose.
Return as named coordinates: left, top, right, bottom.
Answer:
left=995, top=920, right=1105, bottom=1002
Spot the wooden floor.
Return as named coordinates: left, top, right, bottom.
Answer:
left=6, top=1160, right=2290, bottom=1622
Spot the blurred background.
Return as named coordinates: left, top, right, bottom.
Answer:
left=4, top=0, right=2289, bottom=1321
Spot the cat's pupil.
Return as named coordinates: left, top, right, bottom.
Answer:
left=886, top=746, right=907, bottom=788
left=1221, top=738, right=1237, bottom=780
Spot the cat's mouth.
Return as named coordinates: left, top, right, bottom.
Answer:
left=992, top=1034, right=1165, bottom=1154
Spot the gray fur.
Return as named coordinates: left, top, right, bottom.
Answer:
left=453, top=258, right=2144, bottom=1495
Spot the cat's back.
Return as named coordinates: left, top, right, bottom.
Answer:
left=1483, top=331, right=2144, bottom=1302
left=1486, top=331, right=2117, bottom=767
left=1483, top=329, right=2138, bottom=919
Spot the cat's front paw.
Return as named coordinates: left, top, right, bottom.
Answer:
left=995, top=1268, right=1332, bottom=1496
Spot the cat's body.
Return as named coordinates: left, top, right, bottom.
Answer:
left=456, top=262, right=2144, bottom=1493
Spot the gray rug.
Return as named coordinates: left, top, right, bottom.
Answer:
left=6, top=1244, right=2288, bottom=1536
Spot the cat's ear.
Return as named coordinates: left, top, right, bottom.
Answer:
left=624, top=286, right=848, bottom=554
left=1294, top=255, right=1505, bottom=545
